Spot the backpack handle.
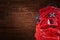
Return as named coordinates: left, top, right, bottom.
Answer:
left=47, top=2, right=57, bottom=7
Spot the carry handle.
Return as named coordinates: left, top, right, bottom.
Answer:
left=47, top=2, right=57, bottom=7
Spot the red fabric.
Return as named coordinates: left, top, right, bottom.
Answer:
left=35, top=6, right=60, bottom=40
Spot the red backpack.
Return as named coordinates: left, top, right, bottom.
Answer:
left=35, top=6, right=60, bottom=40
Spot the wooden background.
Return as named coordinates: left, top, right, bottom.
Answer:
left=0, top=0, right=60, bottom=40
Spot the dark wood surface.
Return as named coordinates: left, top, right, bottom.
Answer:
left=0, top=0, right=60, bottom=40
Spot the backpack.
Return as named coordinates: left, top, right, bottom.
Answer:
left=35, top=6, right=60, bottom=40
